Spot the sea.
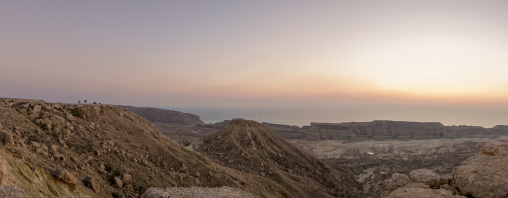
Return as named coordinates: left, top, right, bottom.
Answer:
left=166, top=106, right=508, bottom=128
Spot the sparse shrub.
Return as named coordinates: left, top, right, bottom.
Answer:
left=71, top=108, right=83, bottom=117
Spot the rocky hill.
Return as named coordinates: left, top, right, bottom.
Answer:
left=119, top=106, right=204, bottom=125
left=119, top=106, right=220, bottom=144
left=190, top=119, right=362, bottom=198
left=0, top=98, right=318, bottom=198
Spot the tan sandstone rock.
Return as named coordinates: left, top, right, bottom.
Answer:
left=114, top=176, right=123, bottom=188
left=385, top=182, right=464, bottom=198
left=85, top=176, right=100, bottom=193
left=480, top=141, right=508, bottom=156
left=452, top=141, right=508, bottom=198
left=383, top=173, right=410, bottom=191
left=0, top=130, right=14, bottom=146
left=32, top=105, right=42, bottom=113
left=54, top=169, right=77, bottom=185
left=408, top=169, right=441, bottom=188
left=123, top=173, right=132, bottom=184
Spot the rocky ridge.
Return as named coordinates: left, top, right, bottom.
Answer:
left=120, top=106, right=220, bottom=144
left=191, top=119, right=362, bottom=198
left=119, top=106, right=204, bottom=125
left=0, top=98, right=312, bottom=198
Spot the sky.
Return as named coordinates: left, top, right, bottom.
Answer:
left=1, top=1, right=508, bottom=126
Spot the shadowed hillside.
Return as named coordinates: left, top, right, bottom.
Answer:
left=192, top=119, right=362, bottom=198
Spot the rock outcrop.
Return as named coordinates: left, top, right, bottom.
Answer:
left=54, top=169, right=78, bottom=185
left=263, top=121, right=508, bottom=140
left=451, top=141, right=508, bottom=198
left=382, top=173, right=410, bottom=191
left=383, top=141, right=508, bottom=198
left=381, top=169, right=463, bottom=198
left=408, top=169, right=440, bottom=189
left=385, top=182, right=464, bottom=198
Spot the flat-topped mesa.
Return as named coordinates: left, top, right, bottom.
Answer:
left=264, top=120, right=508, bottom=140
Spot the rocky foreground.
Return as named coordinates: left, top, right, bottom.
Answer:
left=0, top=98, right=362, bottom=198
left=380, top=140, right=508, bottom=198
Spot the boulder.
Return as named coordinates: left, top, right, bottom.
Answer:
left=65, top=114, right=75, bottom=121
left=54, top=169, right=77, bottom=185
left=385, top=182, right=464, bottom=198
left=31, top=141, right=40, bottom=148
left=43, top=105, right=52, bottom=111
left=408, top=169, right=440, bottom=188
left=439, top=174, right=451, bottom=185
left=383, top=173, right=410, bottom=191
left=114, top=176, right=123, bottom=188
left=0, top=130, right=14, bottom=146
left=33, top=105, right=42, bottom=113
left=452, top=141, right=508, bottom=198
left=85, top=176, right=100, bottom=193
left=440, top=184, right=452, bottom=190
left=52, top=104, right=62, bottom=110
left=480, top=141, right=508, bottom=156
left=0, top=186, right=28, bottom=198
left=123, top=173, right=132, bottom=184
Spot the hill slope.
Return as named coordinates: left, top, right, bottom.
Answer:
left=0, top=99, right=295, bottom=198
left=119, top=105, right=204, bottom=125
left=194, top=119, right=362, bottom=198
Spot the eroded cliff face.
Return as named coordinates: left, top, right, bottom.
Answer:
left=264, top=120, right=508, bottom=140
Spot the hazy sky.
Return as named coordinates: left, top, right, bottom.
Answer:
left=2, top=1, right=508, bottom=112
